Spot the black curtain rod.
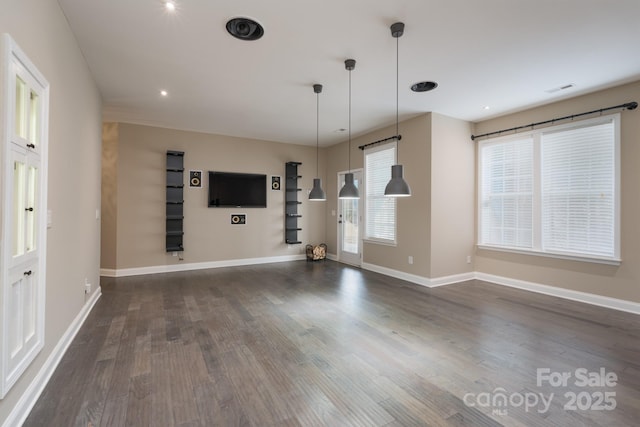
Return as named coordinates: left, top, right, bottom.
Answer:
left=358, top=134, right=402, bottom=150
left=470, top=101, right=638, bottom=141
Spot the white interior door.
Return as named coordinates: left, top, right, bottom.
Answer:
left=337, top=170, right=363, bottom=266
left=1, top=34, right=48, bottom=398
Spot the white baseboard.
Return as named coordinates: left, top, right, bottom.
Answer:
left=361, top=262, right=475, bottom=288
left=430, top=272, right=476, bottom=287
left=360, top=261, right=639, bottom=314
left=104, top=256, right=640, bottom=315
left=362, top=262, right=429, bottom=286
left=475, top=272, right=640, bottom=315
left=99, top=268, right=116, bottom=277
left=2, top=287, right=102, bottom=427
left=100, top=254, right=306, bottom=278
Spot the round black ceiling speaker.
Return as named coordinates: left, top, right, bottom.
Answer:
left=226, top=17, right=264, bottom=41
left=411, top=81, right=438, bottom=92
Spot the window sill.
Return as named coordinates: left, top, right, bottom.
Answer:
left=363, top=238, right=397, bottom=247
left=476, top=245, right=621, bottom=266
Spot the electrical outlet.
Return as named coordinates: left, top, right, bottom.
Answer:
left=84, top=278, right=91, bottom=294
left=408, top=256, right=414, bottom=265
left=466, top=255, right=472, bottom=264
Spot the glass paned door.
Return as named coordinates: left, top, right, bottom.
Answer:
left=1, top=32, right=48, bottom=400
left=9, top=146, right=39, bottom=268
left=12, top=153, right=26, bottom=258
left=26, top=163, right=38, bottom=253
left=338, top=170, right=362, bottom=266
left=13, top=65, right=42, bottom=152
left=15, top=76, right=27, bottom=139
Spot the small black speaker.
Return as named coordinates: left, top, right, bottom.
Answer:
left=231, top=214, right=246, bottom=225
left=271, top=176, right=281, bottom=190
left=226, top=17, right=264, bottom=41
left=189, top=170, right=202, bottom=187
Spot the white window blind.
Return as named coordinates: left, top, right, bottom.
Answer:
left=478, top=115, right=619, bottom=262
left=480, top=137, right=533, bottom=249
left=541, top=122, right=615, bottom=258
left=365, top=143, right=396, bottom=243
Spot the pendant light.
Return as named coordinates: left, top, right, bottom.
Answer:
left=339, top=59, right=359, bottom=199
left=384, top=22, right=411, bottom=197
left=309, top=84, right=326, bottom=201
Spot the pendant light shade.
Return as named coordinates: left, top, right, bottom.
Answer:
left=309, top=178, right=326, bottom=200
left=339, top=173, right=359, bottom=199
left=309, top=84, right=326, bottom=201
left=339, top=59, right=359, bottom=199
left=385, top=22, right=411, bottom=197
left=384, top=164, right=411, bottom=196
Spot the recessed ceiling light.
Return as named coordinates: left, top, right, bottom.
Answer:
left=411, top=81, right=438, bottom=92
left=226, top=17, right=264, bottom=41
left=160, top=90, right=168, bottom=97
left=484, top=105, right=491, bottom=110
left=165, top=1, right=176, bottom=12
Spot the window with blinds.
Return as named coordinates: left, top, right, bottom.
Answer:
left=480, top=137, right=534, bottom=249
left=365, top=142, right=396, bottom=244
left=478, top=115, right=620, bottom=263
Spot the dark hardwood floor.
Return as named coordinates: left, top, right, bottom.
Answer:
left=24, top=261, right=640, bottom=426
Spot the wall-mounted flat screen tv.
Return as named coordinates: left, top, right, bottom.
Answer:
left=208, top=171, right=267, bottom=208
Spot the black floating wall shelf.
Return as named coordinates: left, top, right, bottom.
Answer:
left=166, top=150, right=185, bottom=252
left=285, top=162, right=302, bottom=244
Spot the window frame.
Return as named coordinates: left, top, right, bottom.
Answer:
left=364, top=141, right=397, bottom=246
left=477, top=114, right=621, bottom=265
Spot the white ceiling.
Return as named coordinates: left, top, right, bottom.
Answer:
left=57, top=0, right=640, bottom=146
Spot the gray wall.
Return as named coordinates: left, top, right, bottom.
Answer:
left=473, top=81, right=640, bottom=303
left=324, top=113, right=475, bottom=281
left=102, top=123, right=327, bottom=271
left=0, top=0, right=102, bottom=421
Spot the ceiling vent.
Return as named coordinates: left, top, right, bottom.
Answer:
left=546, top=83, right=575, bottom=94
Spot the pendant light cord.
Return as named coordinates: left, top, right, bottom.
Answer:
left=348, top=67, right=352, bottom=173
left=316, top=91, right=320, bottom=176
left=396, top=34, right=399, bottom=161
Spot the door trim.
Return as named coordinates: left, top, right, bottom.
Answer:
left=337, top=169, right=363, bottom=267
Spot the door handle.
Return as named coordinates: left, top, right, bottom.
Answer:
left=24, top=270, right=32, bottom=276
left=25, top=207, right=34, bottom=212
left=338, top=220, right=342, bottom=224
